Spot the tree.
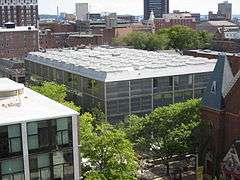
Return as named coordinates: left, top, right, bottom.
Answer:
left=91, top=106, right=107, bottom=127
left=80, top=113, right=139, bottom=180
left=146, top=33, right=170, bottom=51
left=114, top=25, right=213, bottom=51
left=31, top=81, right=81, bottom=112
left=156, top=25, right=213, bottom=50
left=124, top=99, right=205, bottom=162
left=123, top=32, right=150, bottom=49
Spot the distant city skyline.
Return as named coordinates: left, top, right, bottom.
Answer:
left=39, top=0, right=239, bottom=15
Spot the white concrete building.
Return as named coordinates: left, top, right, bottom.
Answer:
left=221, top=27, right=240, bottom=40
left=0, top=78, right=79, bottom=180
left=75, top=3, right=88, bottom=21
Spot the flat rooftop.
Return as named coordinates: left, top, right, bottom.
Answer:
left=0, top=26, right=37, bottom=32
left=26, top=47, right=217, bottom=82
left=0, top=78, right=78, bottom=126
left=186, top=49, right=240, bottom=57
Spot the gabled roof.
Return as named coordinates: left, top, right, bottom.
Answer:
left=203, top=54, right=234, bottom=110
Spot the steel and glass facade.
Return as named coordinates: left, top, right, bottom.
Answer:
left=25, top=60, right=212, bottom=123
left=0, top=116, right=78, bottom=180
left=0, top=124, right=24, bottom=179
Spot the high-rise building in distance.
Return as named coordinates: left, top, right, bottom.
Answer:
left=144, top=0, right=169, bottom=20
left=218, top=1, right=232, bottom=20
left=76, top=3, right=88, bottom=21
left=0, top=0, right=38, bottom=27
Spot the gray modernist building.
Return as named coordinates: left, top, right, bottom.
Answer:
left=25, top=47, right=216, bottom=122
left=0, top=78, right=80, bottom=180
left=144, top=0, right=169, bottom=20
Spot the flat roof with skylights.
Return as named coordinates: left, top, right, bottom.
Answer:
left=26, top=47, right=217, bottom=82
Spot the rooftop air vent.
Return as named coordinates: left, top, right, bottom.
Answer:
left=4, top=22, right=15, bottom=29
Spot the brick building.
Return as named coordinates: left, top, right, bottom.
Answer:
left=39, top=30, right=103, bottom=49
left=0, top=0, right=38, bottom=27
left=39, top=22, right=76, bottom=33
left=183, top=50, right=240, bottom=75
left=39, top=30, right=69, bottom=49
left=211, top=27, right=240, bottom=53
left=196, top=21, right=237, bottom=33
left=91, top=26, right=133, bottom=45
left=153, top=12, right=196, bottom=30
left=0, top=24, right=39, bottom=58
left=201, top=54, right=240, bottom=178
left=154, top=18, right=196, bottom=29
left=67, top=34, right=103, bottom=47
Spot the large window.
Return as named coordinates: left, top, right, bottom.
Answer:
left=174, top=91, right=193, bottom=103
left=56, top=118, right=72, bottom=146
left=29, top=150, right=74, bottom=180
left=0, top=124, right=22, bottom=158
left=194, top=73, right=212, bottom=89
left=153, top=76, right=173, bottom=93
left=131, top=96, right=152, bottom=113
left=28, top=121, right=49, bottom=150
left=174, top=75, right=193, bottom=91
left=130, top=79, right=152, bottom=96
left=27, top=117, right=72, bottom=152
left=106, top=81, right=129, bottom=99
left=83, top=78, right=104, bottom=99
left=107, top=99, right=129, bottom=116
left=53, top=151, right=73, bottom=180
left=30, top=153, right=51, bottom=180
left=0, top=158, right=24, bottom=180
left=153, top=93, right=173, bottom=108
left=7, top=125, right=22, bottom=153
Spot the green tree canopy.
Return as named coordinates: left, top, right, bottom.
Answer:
left=123, top=99, right=207, bottom=161
left=114, top=25, right=212, bottom=51
left=80, top=113, right=139, bottom=180
left=31, top=81, right=81, bottom=112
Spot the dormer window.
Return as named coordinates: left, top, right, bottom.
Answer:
left=211, top=81, right=217, bottom=94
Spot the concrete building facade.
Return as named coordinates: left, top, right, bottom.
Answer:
left=0, top=78, right=79, bottom=180
left=218, top=1, right=232, bottom=20
left=25, top=47, right=216, bottom=123
left=75, top=3, right=88, bottom=21
left=0, top=0, right=38, bottom=27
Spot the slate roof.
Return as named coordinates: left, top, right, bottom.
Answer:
left=202, top=54, right=234, bottom=110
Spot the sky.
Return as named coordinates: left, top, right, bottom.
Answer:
left=38, top=0, right=239, bottom=15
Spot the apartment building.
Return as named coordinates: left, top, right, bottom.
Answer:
left=0, top=0, right=38, bottom=27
